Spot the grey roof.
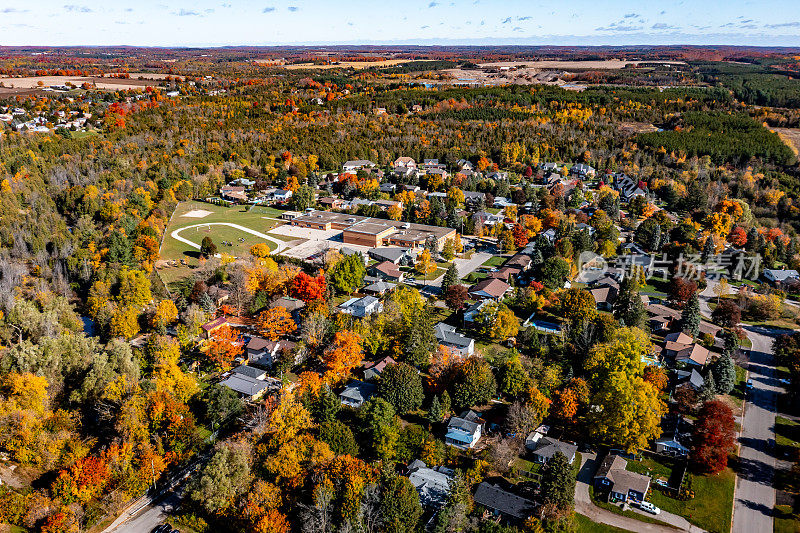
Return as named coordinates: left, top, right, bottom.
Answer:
left=473, top=483, right=536, bottom=520
left=220, top=374, right=276, bottom=398
left=531, top=437, right=578, bottom=461
left=339, top=380, right=377, bottom=404
left=232, top=365, right=267, bottom=379
left=448, top=413, right=480, bottom=435
left=368, top=247, right=414, bottom=263
left=364, top=280, right=396, bottom=293
left=434, top=323, right=474, bottom=349
left=408, top=463, right=454, bottom=508
left=766, top=269, right=800, bottom=282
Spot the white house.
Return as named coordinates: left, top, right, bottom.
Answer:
left=339, top=295, right=383, bottom=318
left=445, top=410, right=483, bottom=449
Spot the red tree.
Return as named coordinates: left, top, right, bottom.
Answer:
left=728, top=226, right=747, bottom=247
left=692, top=400, right=736, bottom=474
left=444, top=284, right=469, bottom=311
left=291, top=271, right=327, bottom=303
left=669, top=277, right=697, bottom=308
left=512, top=224, right=529, bottom=249
left=712, top=300, right=742, bottom=328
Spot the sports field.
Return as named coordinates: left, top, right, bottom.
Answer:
left=157, top=201, right=291, bottom=283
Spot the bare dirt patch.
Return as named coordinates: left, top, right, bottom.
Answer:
left=619, top=122, right=659, bottom=135
left=774, top=128, right=800, bottom=157
left=181, top=209, right=214, bottom=218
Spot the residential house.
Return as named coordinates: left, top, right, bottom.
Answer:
left=407, top=460, right=454, bottom=509
left=270, top=296, right=306, bottom=324
left=342, top=160, right=376, bottom=172
left=664, top=332, right=710, bottom=366
left=339, top=380, right=377, bottom=408
left=220, top=366, right=281, bottom=401
left=489, top=266, right=522, bottom=282
left=593, top=454, right=651, bottom=504
left=589, top=284, right=618, bottom=311
left=612, top=174, right=646, bottom=201
left=469, top=278, right=512, bottom=301
left=246, top=337, right=297, bottom=368
left=570, top=163, right=596, bottom=178
left=541, top=228, right=557, bottom=243
left=676, top=368, right=705, bottom=391
left=473, top=483, right=536, bottom=522
left=370, top=261, right=405, bottom=282
left=271, top=189, right=293, bottom=203
left=525, top=433, right=578, bottom=465
left=421, top=158, right=446, bottom=170
left=318, top=197, right=346, bottom=210
left=463, top=300, right=490, bottom=324
left=655, top=416, right=692, bottom=457
left=764, top=269, right=800, bottom=286
left=445, top=410, right=483, bottom=449
left=363, top=280, right=396, bottom=295
left=540, top=162, right=562, bottom=173
left=434, top=323, right=475, bottom=356
left=463, top=190, right=486, bottom=208
left=457, top=159, right=474, bottom=171
left=201, top=316, right=231, bottom=340
left=368, top=247, right=417, bottom=266
left=339, top=295, right=383, bottom=318
left=393, top=156, right=417, bottom=169
left=220, top=185, right=247, bottom=202
left=505, top=253, right=533, bottom=272
left=379, top=182, right=397, bottom=194
left=363, top=356, right=397, bottom=381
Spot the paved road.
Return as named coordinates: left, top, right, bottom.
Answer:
left=731, top=325, right=780, bottom=533
left=574, top=454, right=704, bottom=533
left=170, top=222, right=287, bottom=254
left=700, top=279, right=781, bottom=533
left=107, top=489, right=184, bottom=533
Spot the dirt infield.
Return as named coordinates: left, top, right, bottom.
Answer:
left=181, top=209, right=214, bottom=218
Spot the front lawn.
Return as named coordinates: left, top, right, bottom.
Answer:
left=727, top=364, right=747, bottom=407
left=481, top=255, right=507, bottom=268
left=776, top=416, right=800, bottom=453
left=575, top=513, right=631, bottom=533
left=588, top=486, right=674, bottom=528
left=774, top=504, right=800, bottom=533
left=647, top=467, right=735, bottom=533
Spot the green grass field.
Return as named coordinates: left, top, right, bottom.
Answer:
left=158, top=201, right=287, bottom=283
left=776, top=416, right=800, bottom=451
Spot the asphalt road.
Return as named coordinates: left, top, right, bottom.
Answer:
left=109, top=489, right=184, bottom=533
left=732, top=325, right=780, bottom=533
left=699, top=280, right=782, bottom=533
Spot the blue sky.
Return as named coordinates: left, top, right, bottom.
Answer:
left=1, top=0, right=799, bottom=47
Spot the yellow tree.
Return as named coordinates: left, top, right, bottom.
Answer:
left=151, top=299, right=178, bottom=330
left=110, top=306, right=140, bottom=340
left=415, top=250, right=437, bottom=276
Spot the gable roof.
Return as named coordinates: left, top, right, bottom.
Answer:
left=473, top=483, right=536, bottom=520
left=531, top=437, right=578, bottom=462
left=339, top=380, right=377, bottom=403
left=469, top=278, right=511, bottom=299
left=434, top=323, right=474, bottom=349
left=372, top=261, right=403, bottom=278
left=664, top=331, right=693, bottom=344
left=232, top=365, right=267, bottom=379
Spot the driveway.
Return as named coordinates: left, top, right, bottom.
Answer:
left=170, top=222, right=287, bottom=254
left=574, top=454, right=705, bottom=533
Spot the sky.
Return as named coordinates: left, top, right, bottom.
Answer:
left=0, top=0, right=799, bottom=47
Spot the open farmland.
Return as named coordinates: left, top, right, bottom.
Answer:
left=0, top=73, right=173, bottom=93
left=280, top=59, right=434, bottom=70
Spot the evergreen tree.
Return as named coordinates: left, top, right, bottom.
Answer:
left=699, top=372, right=717, bottom=401
left=441, top=263, right=460, bottom=295
left=680, top=293, right=701, bottom=337
left=540, top=451, right=576, bottom=512
left=701, top=235, right=716, bottom=264
left=711, top=353, right=737, bottom=395
left=403, top=312, right=435, bottom=367
left=613, top=276, right=646, bottom=329
left=440, top=390, right=452, bottom=417
left=379, top=363, right=424, bottom=415
left=427, top=395, right=443, bottom=424
left=311, top=385, right=340, bottom=424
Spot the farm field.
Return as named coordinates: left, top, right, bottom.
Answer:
left=281, top=59, right=433, bottom=70
left=158, top=201, right=287, bottom=284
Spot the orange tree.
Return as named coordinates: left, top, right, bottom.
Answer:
left=322, top=330, right=363, bottom=383
left=205, top=325, right=243, bottom=370
left=257, top=306, right=298, bottom=341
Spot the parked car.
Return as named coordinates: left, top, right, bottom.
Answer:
left=639, top=502, right=661, bottom=515
left=779, top=378, right=791, bottom=385
left=745, top=379, right=754, bottom=390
